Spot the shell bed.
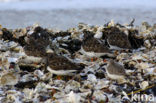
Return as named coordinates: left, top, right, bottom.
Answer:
left=0, top=21, right=156, bottom=103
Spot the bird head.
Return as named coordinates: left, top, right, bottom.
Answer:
left=109, top=59, right=115, bottom=65
left=9, top=62, right=20, bottom=72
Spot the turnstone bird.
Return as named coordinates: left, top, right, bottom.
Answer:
left=106, top=60, right=127, bottom=81
left=46, top=53, right=84, bottom=76
left=24, top=37, right=48, bottom=57
left=0, top=62, right=20, bottom=86
left=23, top=26, right=52, bottom=55
left=80, top=31, right=114, bottom=57
left=103, top=27, right=132, bottom=50
left=21, top=35, right=51, bottom=68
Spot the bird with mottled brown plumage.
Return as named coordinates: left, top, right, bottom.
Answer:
left=46, top=53, right=84, bottom=76
left=80, top=31, right=114, bottom=58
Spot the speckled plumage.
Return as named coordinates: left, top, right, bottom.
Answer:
left=107, top=33, right=132, bottom=49
left=47, top=54, right=84, bottom=75
left=80, top=31, right=112, bottom=57
left=24, top=38, right=49, bottom=57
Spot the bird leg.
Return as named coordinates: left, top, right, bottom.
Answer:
left=56, top=75, right=62, bottom=80
left=90, top=57, right=98, bottom=62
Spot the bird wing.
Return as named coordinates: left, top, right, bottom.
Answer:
left=48, top=55, right=80, bottom=71
left=83, top=38, right=110, bottom=53
left=107, top=63, right=126, bottom=75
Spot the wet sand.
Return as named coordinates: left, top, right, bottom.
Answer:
left=0, top=8, right=156, bottom=29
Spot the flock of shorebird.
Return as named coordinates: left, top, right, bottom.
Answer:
left=0, top=26, right=134, bottom=86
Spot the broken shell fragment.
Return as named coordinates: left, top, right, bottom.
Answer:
left=139, top=81, right=149, bottom=89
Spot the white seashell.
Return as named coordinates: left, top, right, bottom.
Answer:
left=6, top=90, right=21, bottom=103
left=123, top=29, right=129, bottom=35
left=12, top=46, right=23, bottom=52
left=53, top=80, right=65, bottom=87
left=56, top=37, right=62, bottom=41
left=67, top=91, right=81, bottom=103
left=7, top=94, right=16, bottom=102
left=144, top=40, right=151, bottom=48
left=93, top=90, right=107, bottom=102
left=32, top=93, right=40, bottom=103
left=78, top=23, right=89, bottom=30
left=50, top=28, right=61, bottom=33
left=7, top=57, right=18, bottom=63
left=34, top=82, right=47, bottom=92
left=33, top=23, right=40, bottom=28
left=136, top=62, right=153, bottom=70
left=46, top=46, right=54, bottom=54
left=145, top=67, right=156, bottom=75
left=20, top=74, right=37, bottom=82
left=139, top=81, right=149, bottom=89
left=94, top=32, right=103, bottom=39
left=34, top=70, right=44, bottom=78
left=23, top=88, right=35, bottom=100
left=117, top=53, right=129, bottom=61
left=128, top=60, right=137, bottom=66
left=82, top=80, right=94, bottom=89
left=65, top=80, right=80, bottom=93
left=108, top=20, right=115, bottom=27
left=53, top=91, right=66, bottom=99
left=41, top=72, right=53, bottom=81
left=50, top=86, right=60, bottom=90
left=27, top=30, right=34, bottom=35
left=132, top=53, right=144, bottom=60
left=13, top=31, right=23, bottom=39
left=71, top=32, right=82, bottom=39
left=0, top=41, right=18, bottom=51
left=122, top=91, right=130, bottom=100
left=7, top=94, right=22, bottom=103
left=87, top=74, right=97, bottom=83
left=79, top=88, right=91, bottom=93
left=68, top=28, right=78, bottom=32
left=62, top=36, right=70, bottom=40
left=109, top=84, right=117, bottom=92
left=22, top=28, right=27, bottom=34
left=95, top=79, right=109, bottom=89
left=61, top=43, right=68, bottom=47
left=8, top=41, right=18, bottom=48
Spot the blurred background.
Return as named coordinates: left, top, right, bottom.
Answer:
left=0, top=0, right=156, bottom=30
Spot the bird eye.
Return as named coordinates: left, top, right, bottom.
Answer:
left=9, top=62, right=15, bottom=69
